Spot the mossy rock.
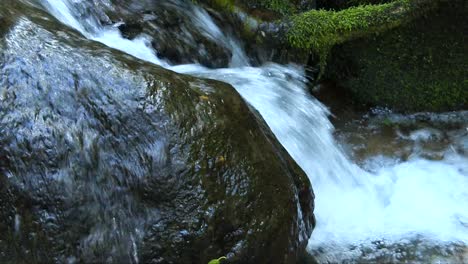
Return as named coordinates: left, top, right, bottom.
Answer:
left=316, top=0, right=392, bottom=10
left=288, top=0, right=442, bottom=76
left=325, top=0, right=467, bottom=112
left=0, top=1, right=314, bottom=264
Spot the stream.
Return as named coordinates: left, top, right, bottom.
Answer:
left=19, top=0, right=468, bottom=262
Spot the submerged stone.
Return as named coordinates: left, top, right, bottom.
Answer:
left=0, top=2, right=314, bottom=264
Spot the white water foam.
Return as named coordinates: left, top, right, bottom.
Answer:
left=39, top=0, right=468, bottom=261
left=41, top=0, right=169, bottom=66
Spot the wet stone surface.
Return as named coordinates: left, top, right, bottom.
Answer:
left=0, top=3, right=314, bottom=263
left=334, top=109, right=468, bottom=166
left=109, top=0, right=233, bottom=67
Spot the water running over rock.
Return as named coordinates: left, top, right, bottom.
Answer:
left=0, top=2, right=313, bottom=263
left=5, top=0, right=468, bottom=262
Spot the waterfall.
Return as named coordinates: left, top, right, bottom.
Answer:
left=38, top=0, right=468, bottom=261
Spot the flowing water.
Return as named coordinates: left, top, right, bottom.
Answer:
left=30, top=0, right=468, bottom=262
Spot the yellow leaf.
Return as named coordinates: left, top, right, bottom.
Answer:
left=216, top=156, right=226, bottom=164
left=208, top=256, right=227, bottom=264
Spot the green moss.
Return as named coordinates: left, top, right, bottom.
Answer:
left=326, top=0, right=467, bottom=111
left=287, top=0, right=440, bottom=76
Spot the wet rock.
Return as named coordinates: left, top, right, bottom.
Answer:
left=41, top=0, right=233, bottom=67
left=0, top=2, right=314, bottom=264
left=196, top=0, right=313, bottom=65
left=108, top=0, right=233, bottom=68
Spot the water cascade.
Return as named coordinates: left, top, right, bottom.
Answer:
left=37, top=0, right=468, bottom=261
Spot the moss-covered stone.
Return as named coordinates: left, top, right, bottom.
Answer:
left=325, top=0, right=467, bottom=111
left=288, top=0, right=440, bottom=75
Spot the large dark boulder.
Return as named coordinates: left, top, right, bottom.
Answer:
left=0, top=2, right=314, bottom=264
